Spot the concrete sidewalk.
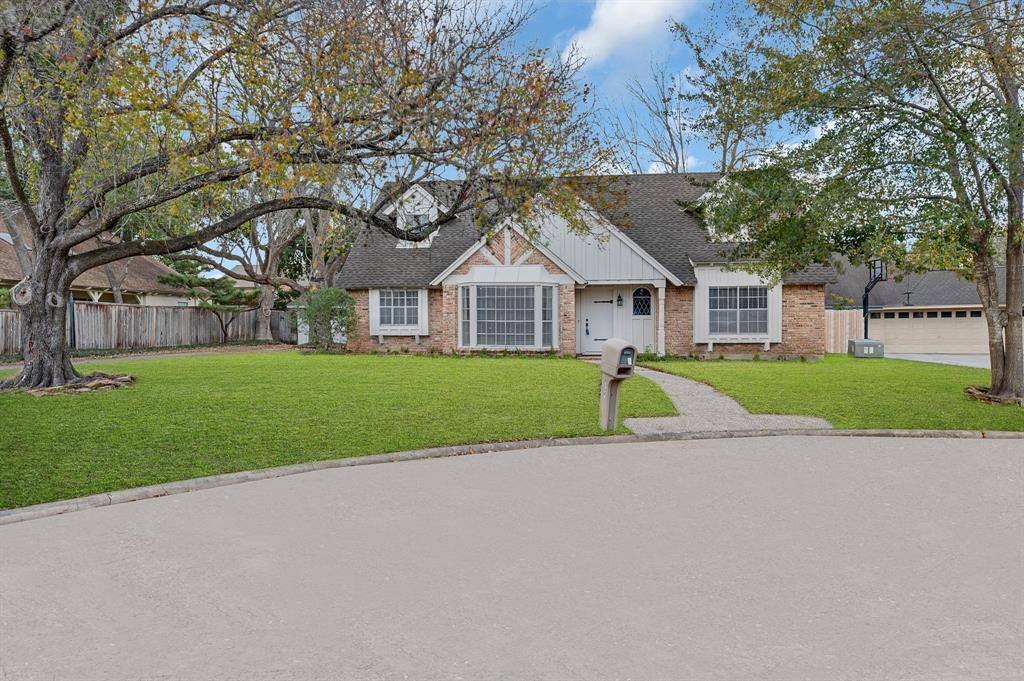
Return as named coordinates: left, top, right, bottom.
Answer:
left=625, top=366, right=832, bottom=433
left=2, top=436, right=1020, bottom=681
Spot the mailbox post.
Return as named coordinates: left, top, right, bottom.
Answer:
left=599, top=338, right=637, bottom=431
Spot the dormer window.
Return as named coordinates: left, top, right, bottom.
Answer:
left=406, top=212, right=431, bottom=233
left=387, top=184, right=446, bottom=248
left=396, top=212, right=439, bottom=248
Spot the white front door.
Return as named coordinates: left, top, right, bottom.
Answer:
left=580, top=287, right=616, bottom=354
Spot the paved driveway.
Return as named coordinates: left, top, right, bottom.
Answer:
left=2, top=436, right=1021, bottom=681
left=889, top=353, right=992, bottom=369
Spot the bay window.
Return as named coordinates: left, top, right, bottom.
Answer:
left=709, top=286, right=768, bottom=336
left=459, top=284, right=556, bottom=350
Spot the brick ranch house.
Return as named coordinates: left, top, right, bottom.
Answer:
left=335, top=173, right=836, bottom=357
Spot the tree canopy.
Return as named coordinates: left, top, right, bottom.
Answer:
left=695, top=0, right=1024, bottom=401
left=0, top=0, right=610, bottom=389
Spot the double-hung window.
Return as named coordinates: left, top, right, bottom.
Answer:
left=459, top=284, right=556, bottom=350
left=709, top=286, right=768, bottom=336
left=379, top=289, right=419, bottom=327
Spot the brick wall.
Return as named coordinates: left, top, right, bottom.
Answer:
left=777, top=284, right=826, bottom=356
left=344, top=288, right=443, bottom=353
left=453, top=246, right=497, bottom=274
left=694, top=284, right=826, bottom=358
left=663, top=286, right=693, bottom=355
left=558, top=284, right=576, bottom=355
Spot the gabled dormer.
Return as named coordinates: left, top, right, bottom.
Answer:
left=382, top=184, right=448, bottom=249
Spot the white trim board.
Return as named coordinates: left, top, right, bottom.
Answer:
left=431, top=226, right=586, bottom=286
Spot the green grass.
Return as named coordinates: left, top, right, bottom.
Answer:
left=643, top=354, right=1023, bottom=432
left=0, top=352, right=675, bottom=509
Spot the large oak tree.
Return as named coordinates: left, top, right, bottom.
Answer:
left=0, top=0, right=607, bottom=388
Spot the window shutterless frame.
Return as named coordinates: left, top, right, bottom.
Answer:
left=708, top=286, right=768, bottom=336
left=458, top=284, right=556, bottom=350
left=378, top=289, right=419, bottom=327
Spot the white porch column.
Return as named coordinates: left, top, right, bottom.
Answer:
left=657, top=285, right=666, bottom=356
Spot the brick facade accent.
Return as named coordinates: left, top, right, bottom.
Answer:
left=558, top=284, right=576, bottom=355
left=778, top=284, right=826, bottom=356
left=344, top=288, right=443, bottom=353
left=508, top=234, right=533, bottom=265
left=454, top=246, right=498, bottom=274
left=663, top=286, right=693, bottom=355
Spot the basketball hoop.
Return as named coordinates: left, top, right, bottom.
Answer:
left=863, top=259, right=889, bottom=339
left=868, top=259, right=888, bottom=283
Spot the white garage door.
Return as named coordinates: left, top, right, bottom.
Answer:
left=870, top=309, right=988, bottom=354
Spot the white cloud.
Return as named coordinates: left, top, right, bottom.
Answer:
left=645, top=154, right=703, bottom=174
left=563, top=0, right=698, bottom=67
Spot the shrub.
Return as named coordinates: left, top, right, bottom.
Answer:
left=295, top=288, right=356, bottom=352
left=0, top=287, right=10, bottom=309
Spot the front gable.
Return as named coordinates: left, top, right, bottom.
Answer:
left=529, top=206, right=681, bottom=286
left=431, top=204, right=679, bottom=287
left=431, top=224, right=584, bottom=286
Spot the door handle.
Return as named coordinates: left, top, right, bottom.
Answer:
left=585, top=318, right=589, bottom=335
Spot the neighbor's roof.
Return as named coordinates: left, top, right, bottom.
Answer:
left=0, top=204, right=187, bottom=296
left=335, top=173, right=837, bottom=289
left=826, top=259, right=1010, bottom=308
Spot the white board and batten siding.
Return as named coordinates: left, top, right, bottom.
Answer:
left=532, top=211, right=668, bottom=284
left=693, top=266, right=782, bottom=345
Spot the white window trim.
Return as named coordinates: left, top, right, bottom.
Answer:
left=458, top=283, right=558, bottom=351
left=707, top=285, right=770, bottom=339
left=631, top=287, right=653, bottom=318
left=693, top=266, right=782, bottom=344
left=369, top=288, right=429, bottom=336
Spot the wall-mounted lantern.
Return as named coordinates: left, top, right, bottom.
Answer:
left=616, top=294, right=623, bottom=307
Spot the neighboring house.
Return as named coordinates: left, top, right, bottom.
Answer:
left=336, top=174, right=836, bottom=357
left=0, top=204, right=195, bottom=306
left=827, top=261, right=1012, bottom=354
left=226, top=265, right=260, bottom=290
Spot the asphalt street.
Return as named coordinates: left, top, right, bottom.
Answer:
left=1, top=436, right=1021, bottom=680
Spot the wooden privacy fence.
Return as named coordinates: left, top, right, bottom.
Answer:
left=0, top=303, right=295, bottom=355
left=825, top=308, right=864, bottom=353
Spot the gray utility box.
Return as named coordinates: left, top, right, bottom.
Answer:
left=848, top=339, right=884, bottom=358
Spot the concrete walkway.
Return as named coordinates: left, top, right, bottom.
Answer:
left=2, top=436, right=1020, bottom=681
left=626, top=366, right=832, bottom=434
left=889, top=353, right=991, bottom=369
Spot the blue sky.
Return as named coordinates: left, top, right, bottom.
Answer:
left=517, top=0, right=721, bottom=171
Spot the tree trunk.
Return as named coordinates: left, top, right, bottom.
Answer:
left=974, top=252, right=1006, bottom=386
left=3, top=253, right=81, bottom=389
left=256, top=284, right=275, bottom=341
left=974, top=250, right=1023, bottom=401
left=992, top=241, right=1023, bottom=400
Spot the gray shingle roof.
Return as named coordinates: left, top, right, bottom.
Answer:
left=335, top=173, right=837, bottom=288
left=826, top=259, right=1011, bottom=308
left=335, top=212, right=482, bottom=289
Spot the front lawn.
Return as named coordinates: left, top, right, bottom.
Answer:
left=0, top=352, right=675, bottom=509
left=643, top=354, right=1023, bottom=431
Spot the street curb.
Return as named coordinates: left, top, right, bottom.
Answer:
left=2, top=428, right=1021, bottom=525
